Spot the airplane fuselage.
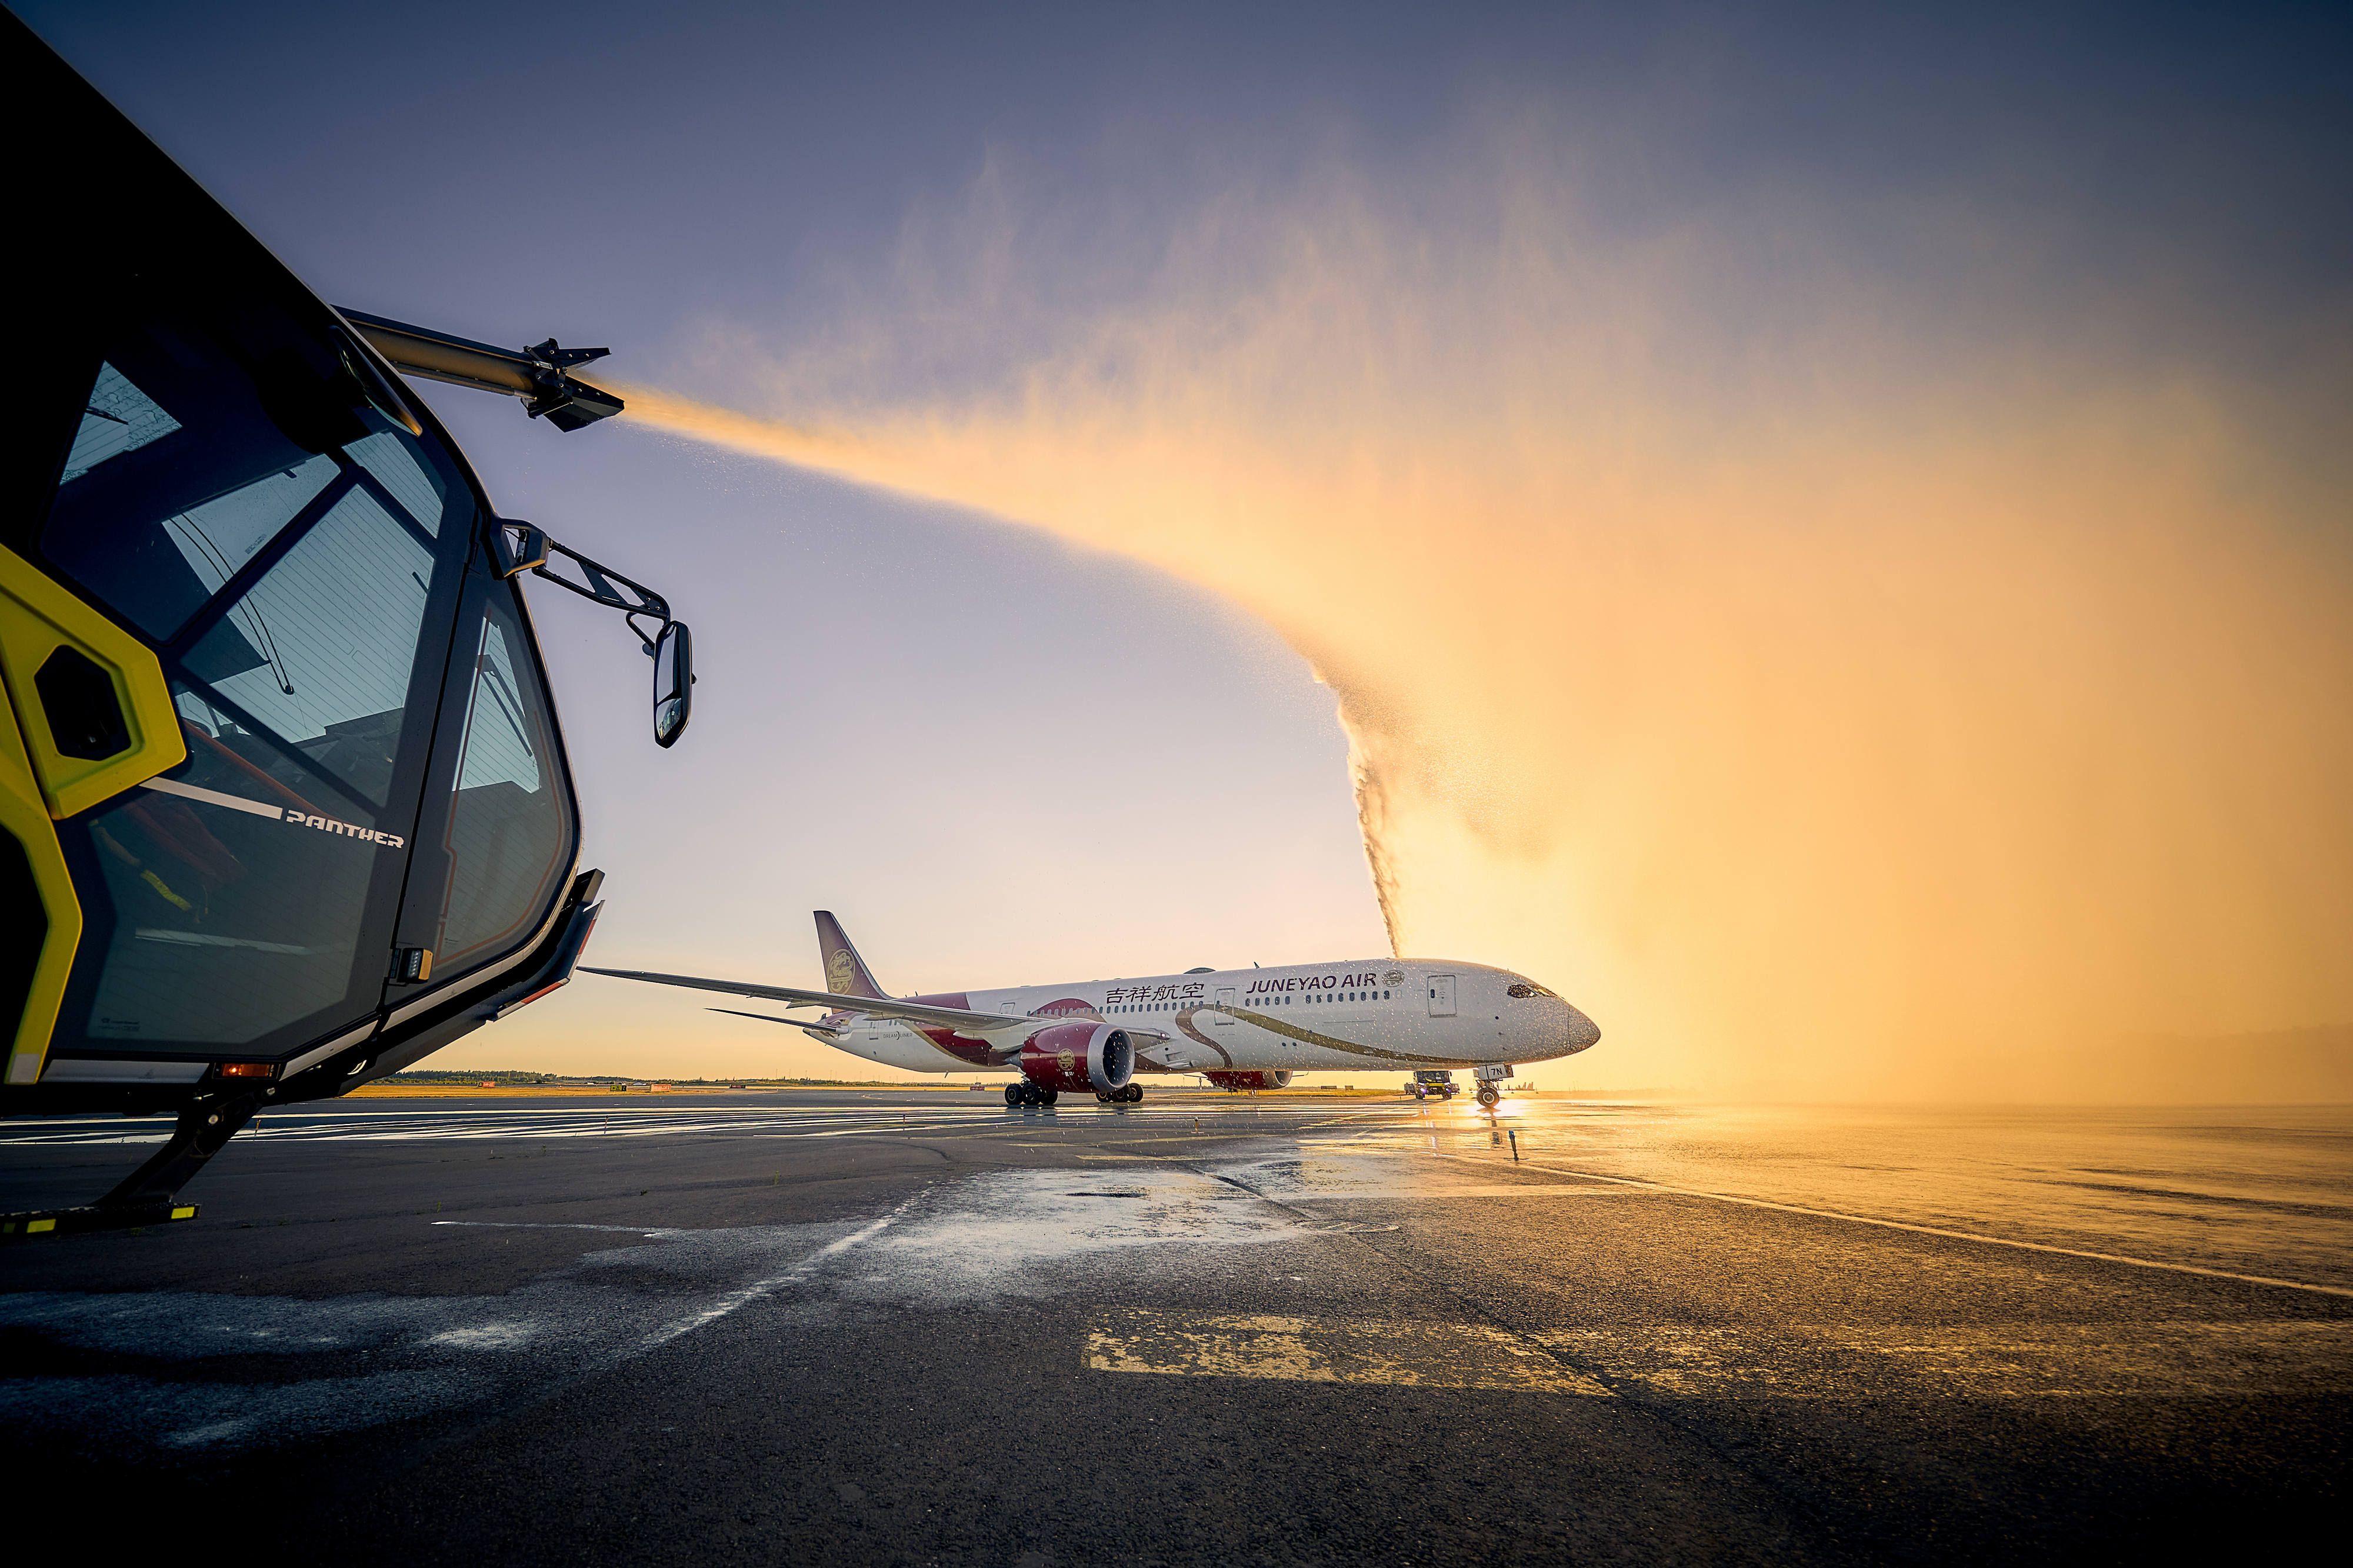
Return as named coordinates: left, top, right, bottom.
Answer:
left=818, top=959, right=1600, bottom=1077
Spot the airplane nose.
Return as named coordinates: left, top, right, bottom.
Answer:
left=1561, top=1002, right=1600, bottom=1052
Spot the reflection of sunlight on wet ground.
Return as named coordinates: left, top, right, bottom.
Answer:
left=1302, top=1097, right=2353, bottom=1290
left=847, top=1167, right=1299, bottom=1306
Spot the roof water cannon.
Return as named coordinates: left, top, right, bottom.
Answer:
left=338, top=308, right=625, bottom=430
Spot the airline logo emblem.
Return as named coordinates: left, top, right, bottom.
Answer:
left=1108, top=982, right=1204, bottom=1004
left=826, top=948, right=858, bottom=994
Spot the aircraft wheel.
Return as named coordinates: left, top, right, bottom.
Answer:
left=1476, top=1085, right=1500, bottom=1107
left=1004, top=1084, right=1024, bottom=1107
left=1124, top=1084, right=1144, bottom=1103
left=1039, top=1089, right=1058, bottom=1107
left=1095, top=1091, right=1111, bottom=1103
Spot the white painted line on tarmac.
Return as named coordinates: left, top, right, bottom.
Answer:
left=1436, top=1153, right=2353, bottom=1299
left=638, top=1204, right=910, bottom=1352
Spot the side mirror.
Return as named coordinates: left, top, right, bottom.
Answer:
left=652, top=621, right=692, bottom=749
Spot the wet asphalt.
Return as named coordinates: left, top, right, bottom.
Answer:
left=1, top=1089, right=2345, bottom=1566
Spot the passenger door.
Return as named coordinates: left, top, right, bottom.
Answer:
left=1427, top=974, right=1457, bottom=1016
left=1213, top=986, right=1235, bottom=1025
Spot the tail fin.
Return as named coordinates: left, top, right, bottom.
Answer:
left=814, top=910, right=887, bottom=999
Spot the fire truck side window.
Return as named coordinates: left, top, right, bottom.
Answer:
left=431, top=598, right=571, bottom=973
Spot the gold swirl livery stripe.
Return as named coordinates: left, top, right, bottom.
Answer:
left=1199, top=1006, right=1479, bottom=1067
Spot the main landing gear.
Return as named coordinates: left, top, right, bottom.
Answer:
left=1001, top=1082, right=1144, bottom=1107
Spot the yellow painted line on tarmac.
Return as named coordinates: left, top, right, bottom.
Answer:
left=1432, top=1152, right=2353, bottom=1299
left=1084, top=1309, right=1614, bottom=1395
left=1536, top=1320, right=2353, bottom=1399
left=1084, top=1309, right=2350, bottom=1400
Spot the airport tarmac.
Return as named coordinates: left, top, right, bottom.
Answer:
left=2, top=1091, right=2347, bottom=1566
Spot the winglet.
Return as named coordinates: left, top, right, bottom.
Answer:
left=814, top=911, right=886, bottom=999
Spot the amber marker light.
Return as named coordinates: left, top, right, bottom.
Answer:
left=216, top=1062, right=276, bottom=1079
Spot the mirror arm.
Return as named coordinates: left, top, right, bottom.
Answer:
left=486, top=519, right=692, bottom=747
left=622, top=610, right=669, bottom=655
left=529, top=543, right=671, bottom=625
left=490, top=522, right=672, bottom=623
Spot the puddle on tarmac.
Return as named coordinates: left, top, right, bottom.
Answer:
left=837, top=1167, right=1302, bottom=1307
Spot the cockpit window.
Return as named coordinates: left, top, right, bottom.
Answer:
left=1507, top=982, right=1557, bottom=999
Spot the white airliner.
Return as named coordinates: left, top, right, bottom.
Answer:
left=584, top=912, right=1599, bottom=1106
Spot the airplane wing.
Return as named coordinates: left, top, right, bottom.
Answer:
left=585, top=966, right=1031, bottom=1033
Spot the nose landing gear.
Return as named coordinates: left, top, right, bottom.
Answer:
left=1475, top=1084, right=1501, bottom=1108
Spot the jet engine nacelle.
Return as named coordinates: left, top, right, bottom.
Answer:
left=1018, top=1022, right=1135, bottom=1096
left=1204, top=1070, right=1291, bottom=1092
